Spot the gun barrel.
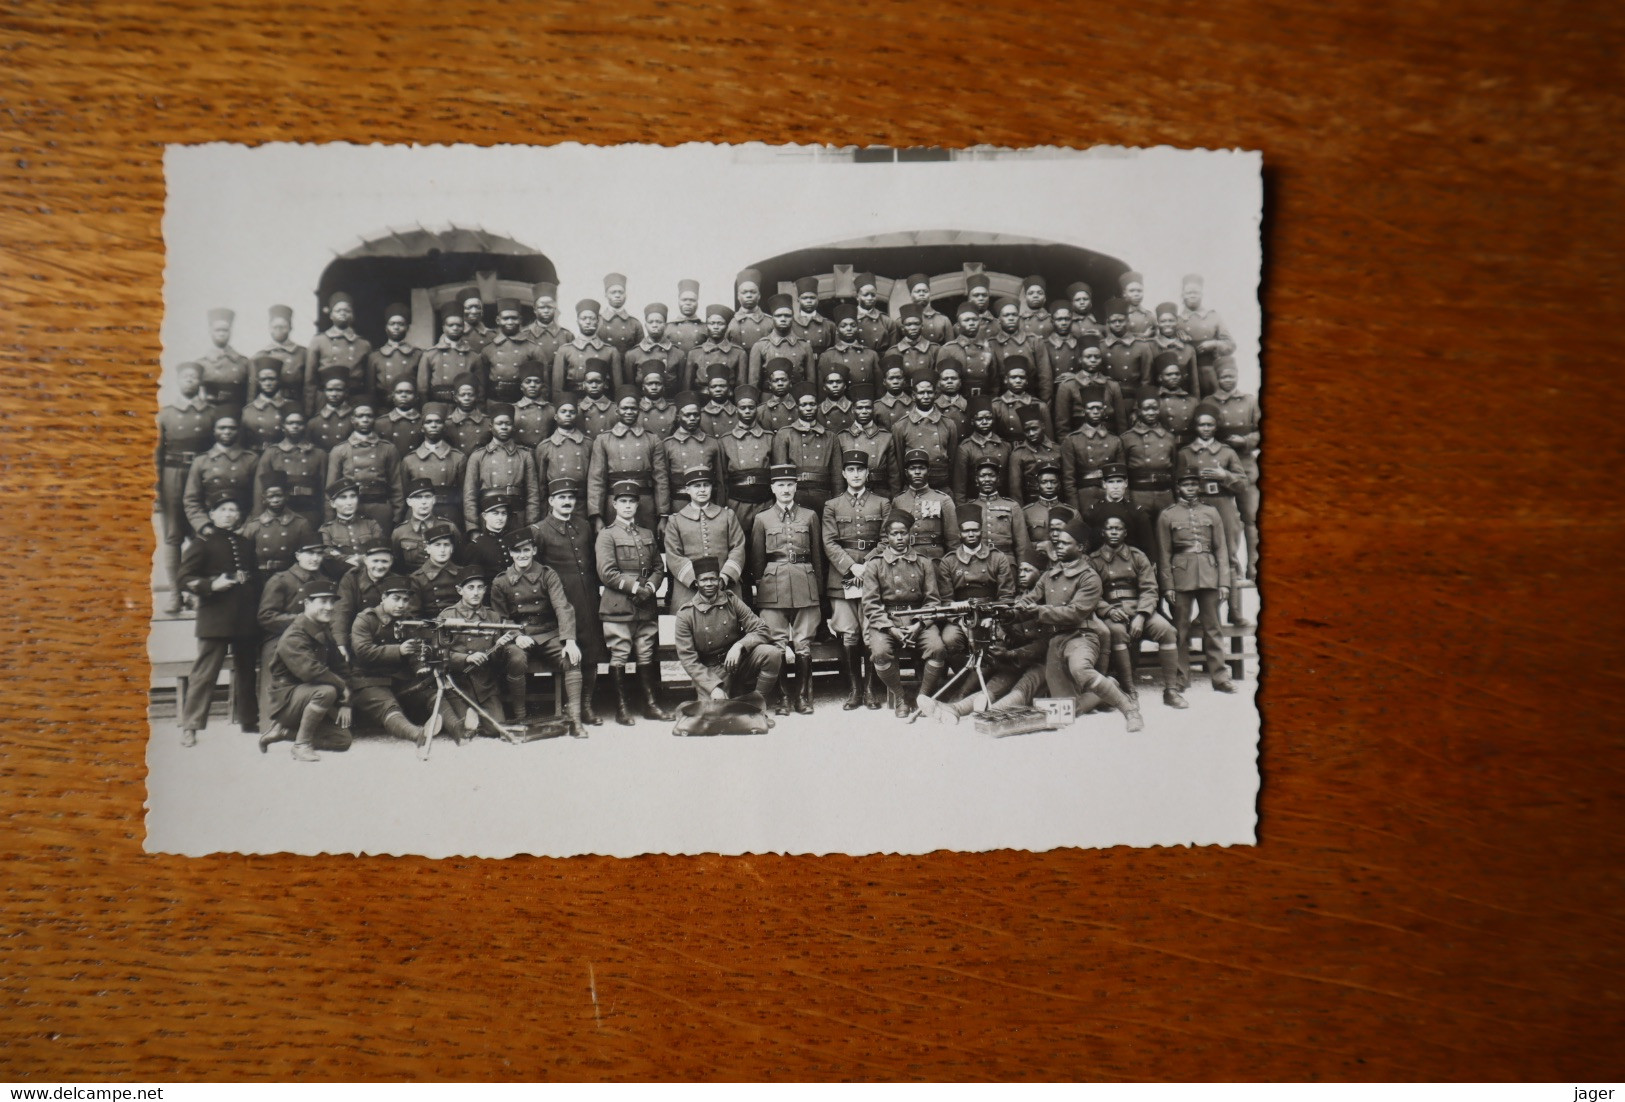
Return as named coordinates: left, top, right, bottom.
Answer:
left=440, top=619, right=527, bottom=631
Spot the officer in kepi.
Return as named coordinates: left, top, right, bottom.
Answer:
left=263, top=577, right=355, bottom=763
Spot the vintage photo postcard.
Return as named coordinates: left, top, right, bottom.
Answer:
left=147, top=143, right=1262, bottom=857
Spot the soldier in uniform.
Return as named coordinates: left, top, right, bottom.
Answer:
left=587, top=387, right=671, bottom=534
left=418, top=303, right=477, bottom=405
left=532, top=477, right=605, bottom=726
left=817, top=301, right=879, bottom=387
left=512, top=366, right=555, bottom=450
left=157, top=361, right=215, bottom=613
left=450, top=287, right=488, bottom=354
left=254, top=537, right=325, bottom=748
left=183, top=410, right=258, bottom=538
left=749, top=464, right=824, bottom=715
left=1159, top=469, right=1236, bottom=694
left=1151, top=302, right=1203, bottom=398
left=465, top=491, right=516, bottom=583
left=755, top=361, right=797, bottom=432
left=523, top=282, right=574, bottom=381
left=822, top=451, right=891, bottom=710
left=596, top=479, right=672, bottom=724
left=1123, top=388, right=1178, bottom=524
left=445, top=375, right=492, bottom=457
left=240, top=360, right=294, bottom=451
left=636, top=365, right=678, bottom=439
left=367, top=303, right=421, bottom=408
left=624, top=302, right=686, bottom=397
left=401, top=403, right=466, bottom=530
left=307, top=370, right=355, bottom=453
left=1179, top=404, right=1251, bottom=626
left=1154, top=354, right=1200, bottom=443
left=1055, top=338, right=1127, bottom=437
left=934, top=364, right=970, bottom=442
left=991, top=357, right=1051, bottom=442
left=577, top=364, right=618, bottom=438
left=834, top=383, right=900, bottom=498
left=953, top=395, right=1009, bottom=502
left=256, top=304, right=308, bottom=410
left=891, top=449, right=958, bottom=562
left=662, top=397, right=727, bottom=512
left=1061, top=384, right=1124, bottom=513
left=333, top=543, right=402, bottom=660
left=1178, top=274, right=1234, bottom=398
left=463, top=404, right=542, bottom=530
left=748, top=292, right=815, bottom=387
left=989, top=297, right=1053, bottom=403
left=862, top=508, right=947, bottom=718
left=1066, top=282, right=1104, bottom=340
left=674, top=556, right=787, bottom=706
left=1084, top=462, right=1156, bottom=558
left=905, top=273, right=954, bottom=345
left=327, top=402, right=404, bottom=531
left=374, top=377, right=425, bottom=458
left=891, top=304, right=939, bottom=376
left=664, top=465, right=747, bottom=611
left=966, top=456, right=1033, bottom=564
left=304, top=292, right=372, bottom=414
left=936, top=501, right=1018, bottom=673
left=873, top=356, right=911, bottom=429
left=664, top=279, right=707, bottom=354
left=1208, top=361, right=1260, bottom=581
left=409, top=522, right=463, bottom=618
left=791, top=277, right=836, bottom=355
left=698, top=365, right=739, bottom=437
left=490, top=530, right=587, bottom=737
left=852, top=273, right=895, bottom=352
left=392, top=478, right=442, bottom=574
left=1091, top=515, right=1185, bottom=710
left=347, top=576, right=433, bottom=749
left=1008, top=406, right=1062, bottom=505
left=596, top=273, right=644, bottom=356
left=1101, top=299, right=1153, bottom=392
left=553, top=299, right=624, bottom=400
left=817, top=365, right=854, bottom=435
left=891, top=368, right=958, bottom=494
left=727, top=268, right=774, bottom=354
left=771, top=381, right=839, bottom=515
left=318, top=479, right=384, bottom=582
left=1043, top=302, right=1083, bottom=384
left=1023, top=461, right=1065, bottom=553
left=533, top=394, right=591, bottom=503
left=689, top=304, right=747, bottom=391
left=1018, top=274, right=1053, bottom=340
left=476, top=298, right=544, bottom=405
left=177, top=489, right=260, bottom=745
left=1118, top=271, right=1156, bottom=339
left=263, top=577, right=354, bottom=762
left=198, top=307, right=252, bottom=409
left=241, top=470, right=316, bottom=576
left=719, top=385, right=775, bottom=539
left=434, top=567, right=512, bottom=739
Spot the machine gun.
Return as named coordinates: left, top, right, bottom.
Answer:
left=891, top=597, right=1031, bottom=720
left=393, top=618, right=528, bottom=757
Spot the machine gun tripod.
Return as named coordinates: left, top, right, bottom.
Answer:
left=891, top=597, right=1027, bottom=721
left=395, top=618, right=530, bottom=758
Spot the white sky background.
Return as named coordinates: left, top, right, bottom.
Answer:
left=162, top=144, right=1262, bottom=399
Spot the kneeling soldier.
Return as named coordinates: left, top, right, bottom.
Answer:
left=1090, top=515, right=1185, bottom=709
left=863, top=508, right=948, bottom=718
left=674, top=556, right=786, bottom=707
left=348, top=576, right=432, bottom=751
left=264, top=578, right=355, bottom=762
left=597, top=479, right=673, bottom=724
left=491, top=530, right=586, bottom=738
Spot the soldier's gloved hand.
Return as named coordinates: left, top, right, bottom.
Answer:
left=563, top=640, right=581, bottom=666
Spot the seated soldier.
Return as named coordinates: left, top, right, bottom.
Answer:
left=263, top=577, right=355, bottom=763
left=673, top=556, right=786, bottom=713
left=436, top=566, right=521, bottom=740
left=490, top=529, right=586, bottom=738
left=1090, top=515, right=1186, bottom=710
left=347, top=575, right=432, bottom=750
left=935, top=502, right=1017, bottom=674
left=862, top=508, right=948, bottom=718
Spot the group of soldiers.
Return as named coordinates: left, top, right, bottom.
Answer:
left=160, top=265, right=1258, bottom=760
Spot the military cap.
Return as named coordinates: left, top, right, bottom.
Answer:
left=206, top=488, right=241, bottom=509
left=974, top=454, right=1002, bottom=473
left=967, top=394, right=994, bottom=415
left=1118, top=271, right=1145, bottom=289
left=642, top=363, right=670, bottom=382
left=1018, top=404, right=1045, bottom=425
left=532, top=282, right=559, bottom=301
left=902, top=448, right=931, bottom=467
left=363, top=542, right=394, bottom=559
left=886, top=507, right=915, bottom=529
left=609, top=479, right=644, bottom=500
left=1151, top=350, right=1184, bottom=371
left=451, top=372, right=477, bottom=392
left=644, top=302, right=668, bottom=319
left=690, top=555, right=722, bottom=579
left=733, top=385, right=761, bottom=402
left=1155, top=301, right=1180, bottom=318
left=995, top=295, right=1021, bottom=315
left=906, top=272, right=931, bottom=291
left=406, top=477, right=435, bottom=499
left=880, top=350, right=907, bottom=371
left=1099, top=462, right=1128, bottom=480
left=212, top=406, right=243, bottom=425
left=955, top=300, right=981, bottom=318
left=1102, top=297, right=1129, bottom=318
left=735, top=268, right=764, bottom=289
left=848, top=382, right=877, bottom=403
left=677, top=278, right=700, bottom=295
left=853, top=272, right=878, bottom=292
left=547, top=478, right=583, bottom=498
left=421, top=401, right=450, bottom=418
left=496, top=297, right=522, bottom=314
left=173, top=358, right=202, bottom=378
left=1064, top=281, right=1093, bottom=299
left=438, top=300, right=463, bottom=322
left=259, top=468, right=289, bottom=491
left=479, top=489, right=511, bottom=511
left=966, top=273, right=991, bottom=292
left=383, top=302, right=410, bottom=322
left=1019, top=549, right=1048, bottom=572
left=705, top=363, right=734, bottom=382
left=301, top=578, right=340, bottom=601
left=268, top=304, right=293, bottom=322
left=380, top=575, right=414, bottom=596
left=318, top=366, right=349, bottom=387
left=1048, top=299, right=1072, bottom=315
left=831, top=301, right=858, bottom=323
left=425, top=521, right=457, bottom=546
left=791, top=380, right=819, bottom=399
left=822, top=364, right=851, bottom=381
left=457, top=566, right=489, bottom=586
left=1058, top=516, right=1089, bottom=544
left=1022, top=274, right=1048, bottom=292
left=675, top=391, right=703, bottom=410
left=327, top=478, right=360, bottom=500
left=603, top=273, right=628, bottom=291
left=1176, top=467, right=1202, bottom=485
left=581, top=359, right=611, bottom=379
left=575, top=298, right=602, bottom=315
left=504, top=529, right=536, bottom=549
left=705, top=303, right=735, bottom=323
left=958, top=501, right=984, bottom=525
left=459, top=287, right=482, bottom=307
left=840, top=450, right=871, bottom=469
left=768, top=463, right=799, bottom=483
left=682, top=465, right=715, bottom=486
left=1036, top=460, right=1063, bottom=478
left=1003, top=354, right=1032, bottom=374
left=555, top=391, right=582, bottom=409
left=1048, top=504, right=1078, bottom=524
left=613, top=384, right=640, bottom=402
left=794, top=276, right=819, bottom=295
left=1076, top=336, right=1102, bottom=352
left=898, top=303, right=922, bottom=321
left=206, top=307, right=235, bottom=325
left=297, top=536, right=327, bottom=552
left=253, top=355, right=283, bottom=375
left=489, top=402, right=516, bottom=421
left=520, top=363, right=545, bottom=381
left=1181, top=273, right=1204, bottom=289
left=1080, top=383, right=1108, bottom=405
left=764, top=357, right=794, bottom=379
left=764, top=292, right=794, bottom=314
left=907, top=366, right=934, bottom=387
left=350, top=400, right=377, bottom=415
left=1193, top=401, right=1222, bottom=423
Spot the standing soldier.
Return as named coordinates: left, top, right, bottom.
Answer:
left=771, top=381, right=839, bottom=516
left=1123, top=388, right=1178, bottom=527
left=818, top=302, right=879, bottom=387
left=862, top=508, right=947, bottom=718
left=157, top=362, right=214, bottom=613
left=532, top=477, right=605, bottom=726
left=512, top=366, right=555, bottom=449
left=852, top=273, right=895, bottom=352
left=1208, top=361, right=1260, bottom=581
left=318, top=479, right=384, bottom=582
left=698, top=365, right=739, bottom=437
left=176, top=489, right=260, bottom=745
left=755, top=362, right=797, bottom=432
left=263, top=577, right=352, bottom=762
left=905, top=273, right=954, bottom=345
left=576, top=364, right=618, bottom=438
left=791, top=277, right=836, bottom=355
left=1055, top=338, right=1126, bottom=436
left=409, top=521, right=464, bottom=618
left=1044, top=302, right=1084, bottom=385
left=402, top=403, right=466, bottom=530
left=674, top=557, right=787, bottom=707
left=873, top=357, right=911, bottom=429
left=240, top=360, right=295, bottom=451
left=375, top=379, right=424, bottom=457
left=1101, top=299, right=1153, bottom=391
left=891, top=368, right=959, bottom=494
left=444, top=375, right=492, bottom=456
left=553, top=299, right=624, bottom=400
left=1091, top=514, right=1185, bottom=710
left=964, top=273, right=999, bottom=339
left=1008, top=406, right=1063, bottom=506
left=240, top=471, right=316, bottom=576
left=596, top=273, right=644, bottom=355
left=891, top=304, right=939, bottom=377
left=822, top=451, right=890, bottom=710
left=326, top=402, right=404, bottom=531
left=463, top=404, right=542, bottom=530
left=198, top=307, right=252, bottom=409
left=392, top=478, right=442, bottom=573
left=891, top=449, right=958, bottom=562
left=417, top=303, right=477, bottom=405
left=533, top=395, right=591, bottom=502
left=1066, top=282, right=1104, bottom=340
left=490, top=530, right=587, bottom=738
left=459, top=286, right=493, bottom=354
left=476, top=298, right=544, bottom=405
left=1153, top=355, right=1200, bottom=444
left=1178, top=404, right=1251, bottom=626
left=727, top=268, right=775, bottom=354
left=689, top=304, right=748, bottom=391
left=255, top=411, right=329, bottom=526
left=256, top=304, right=308, bottom=410
left=748, top=292, right=816, bottom=387
left=1018, top=275, right=1053, bottom=339
left=665, top=279, right=707, bottom=355
left=304, top=292, right=372, bottom=415
left=635, top=365, right=678, bottom=438
left=624, top=302, right=687, bottom=397
left=663, top=395, right=727, bottom=509
left=835, top=384, right=901, bottom=498
left=1178, top=274, right=1235, bottom=397
left=817, top=365, right=855, bottom=435
left=1118, top=271, right=1156, bottom=338
left=587, top=386, right=671, bottom=534
left=464, top=493, right=516, bottom=581
left=307, top=370, right=355, bottom=452
left=966, top=457, right=1033, bottom=565
left=1159, top=470, right=1236, bottom=694
left=749, top=464, right=825, bottom=715
left=936, top=502, right=1018, bottom=673
left=719, top=385, right=775, bottom=538
left=991, top=358, right=1051, bottom=443
left=1084, top=462, right=1157, bottom=557
left=596, top=480, right=673, bottom=724
left=938, top=302, right=999, bottom=398
left=367, top=303, right=421, bottom=408
left=989, top=296, right=1054, bottom=403
left=1061, top=384, right=1124, bottom=513
left=523, top=282, right=574, bottom=382
left=255, top=537, right=326, bottom=748
left=934, top=364, right=971, bottom=442
left=664, top=466, right=746, bottom=611
left=953, top=396, right=1010, bottom=502
left=1151, top=302, right=1202, bottom=398
left=183, top=411, right=258, bottom=538
left=1023, top=461, right=1066, bottom=552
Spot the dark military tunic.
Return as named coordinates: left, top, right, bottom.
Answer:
left=182, top=444, right=258, bottom=533
left=835, top=424, right=901, bottom=498
left=477, top=333, right=545, bottom=404
left=821, top=488, right=889, bottom=595
left=936, top=394, right=971, bottom=443
left=255, top=340, right=308, bottom=409
left=1123, top=422, right=1178, bottom=506
left=533, top=428, right=590, bottom=492
left=938, top=541, right=1017, bottom=601
left=305, top=328, right=373, bottom=412
left=491, top=561, right=575, bottom=642
left=1090, top=543, right=1160, bottom=616
left=952, top=431, right=1012, bottom=502
left=687, top=338, right=748, bottom=391
left=749, top=332, right=816, bottom=387
left=577, top=395, right=617, bottom=439
left=664, top=501, right=747, bottom=610
left=873, top=391, right=911, bottom=430
left=463, top=437, right=541, bottom=528
left=418, top=337, right=478, bottom=405
left=663, top=429, right=728, bottom=507
left=332, top=567, right=394, bottom=652
left=179, top=527, right=258, bottom=639
left=969, top=493, right=1033, bottom=564
left=587, top=423, right=671, bottom=525
left=989, top=329, right=1054, bottom=403
left=726, top=307, right=774, bottom=356
left=699, top=400, right=737, bottom=439
left=917, top=306, right=954, bottom=346
left=512, top=398, right=555, bottom=450
left=596, top=308, right=644, bottom=356
left=749, top=505, right=823, bottom=610
left=624, top=339, right=687, bottom=397
left=720, top=423, right=775, bottom=527
left=307, top=404, right=354, bottom=453
left=771, top=420, right=839, bottom=511
left=1019, top=308, right=1054, bottom=341
left=793, top=311, right=837, bottom=356
left=1061, top=425, right=1124, bottom=507
left=816, top=341, right=879, bottom=388
left=889, top=486, right=957, bottom=560
left=409, top=558, right=464, bottom=618
left=266, top=613, right=347, bottom=726
left=817, top=397, right=854, bottom=436
left=318, top=514, right=385, bottom=581
left=532, top=512, right=606, bottom=664
left=1157, top=501, right=1230, bottom=592
left=376, top=408, right=424, bottom=457
left=1101, top=334, right=1152, bottom=391
left=198, top=346, right=252, bottom=409
left=637, top=398, right=677, bottom=439
left=1124, top=302, right=1157, bottom=340
left=366, top=340, right=421, bottom=408
left=992, top=392, right=1051, bottom=444
left=327, top=433, right=404, bottom=528
left=158, top=396, right=215, bottom=541
left=552, top=337, right=622, bottom=401
left=522, top=320, right=575, bottom=383
left=854, top=306, right=894, bottom=353
left=445, top=408, right=492, bottom=457
left=595, top=520, right=664, bottom=622
left=1009, top=439, right=1064, bottom=504
left=1083, top=496, right=1157, bottom=557
left=465, top=527, right=513, bottom=580
left=892, top=337, right=938, bottom=378
left=756, top=394, right=796, bottom=433
left=1054, top=372, right=1128, bottom=437
left=890, top=407, right=959, bottom=492
left=665, top=314, right=706, bottom=355
left=391, top=516, right=443, bottom=575
left=240, top=509, right=316, bottom=574
left=937, top=336, right=998, bottom=397
left=240, top=394, right=295, bottom=451
left=861, top=545, right=941, bottom=631
left=1158, top=386, right=1199, bottom=444
left=674, top=591, right=782, bottom=697
left=402, top=439, right=467, bottom=529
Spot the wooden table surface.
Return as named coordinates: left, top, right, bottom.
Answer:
left=2, top=0, right=1621, bottom=1082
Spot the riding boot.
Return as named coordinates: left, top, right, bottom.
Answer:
left=1228, top=585, right=1250, bottom=628
left=841, top=643, right=864, bottom=710
left=610, top=666, right=636, bottom=726
left=383, top=710, right=428, bottom=752
left=864, top=651, right=884, bottom=709
left=257, top=720, right=290, bottom=754
left=1158, top=646, right=1187, bottom=708
left=291, top=701, right=327, bottom=761
left=162, top=544, right=183, bottom=614
left=505, top=667, right=529, bottom=727
left=793, top=654, right=815, bottom=714
left=1093, top=676, right=1144, bottom=733
left=638, top=663, right=674, bottom=721
left=774, top=668, right=791, bottom=716
left=1111, top=647, right=1140, bottom=701
left=875, top=661, right=910, bottom=717
left=918, top=661, right=945, bottom=704
left=579, top=667, right=602, bottom=725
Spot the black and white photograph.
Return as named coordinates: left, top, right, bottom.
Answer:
left=147, top=143, right=1262, bottom=857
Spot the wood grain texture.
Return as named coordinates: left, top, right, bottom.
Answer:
left=2, top=0, right=1622, bottom=1081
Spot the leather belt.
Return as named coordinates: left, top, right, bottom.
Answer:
left=1107, top=586, right=1139, bottom=601
left=767, top=551, right=811, bottom=564
left=1174, top=542, right=1212, bottom=554
left=960, top=584, right=997, bottom=600
left=1129, top=472, right=1172, bottom=489
left=161, top=453, right=198, bottom=469
left=836, top=538, right=876, bottom=551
